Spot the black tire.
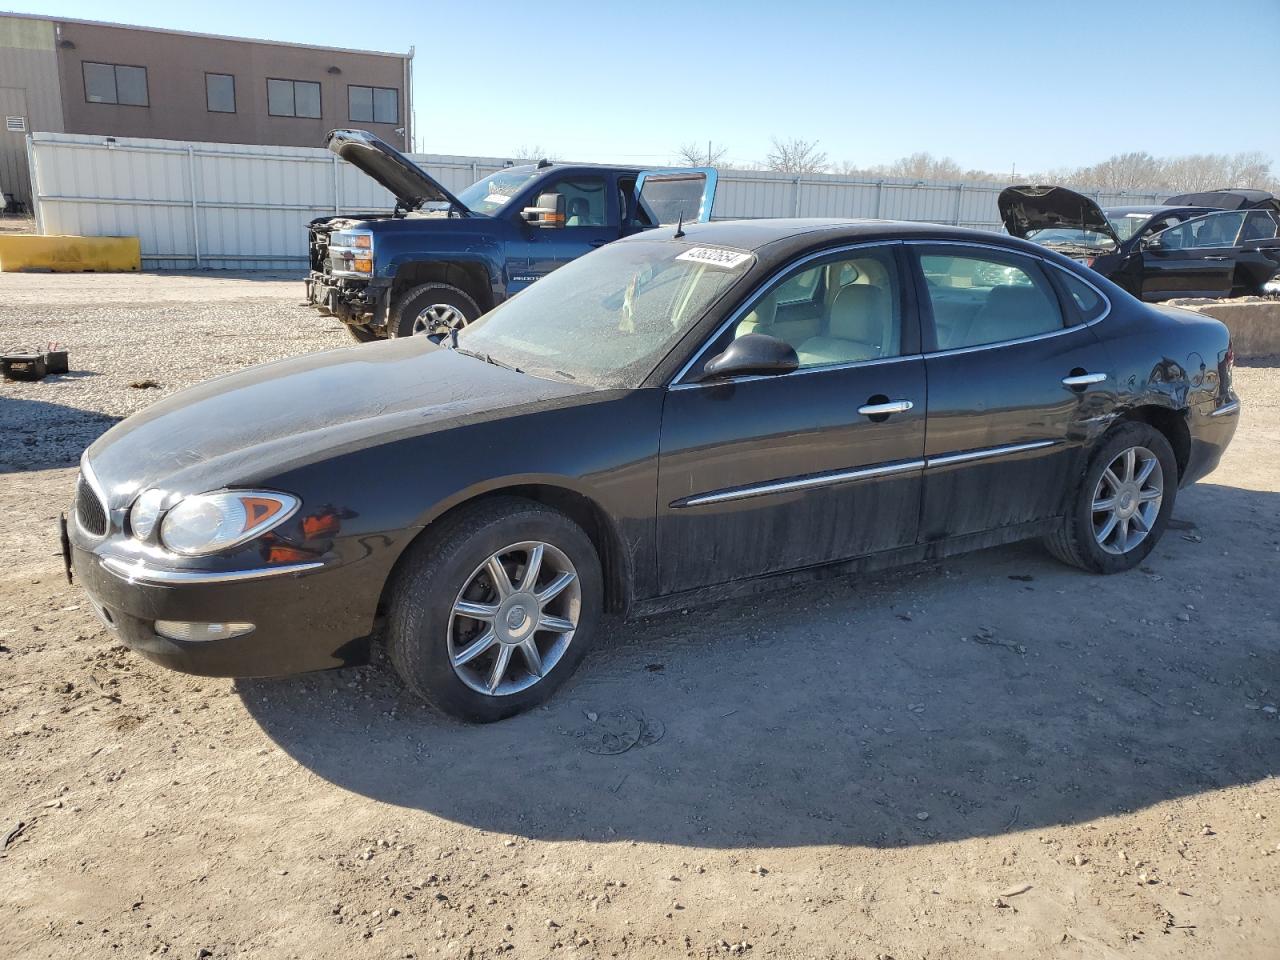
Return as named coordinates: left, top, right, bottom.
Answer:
left=1043, top=421, right=1178, bottom=573
left=346, top=323, right=380, bottom=344
left=389, top=282, right=482, bottom=340
left=386, top=497, right=603, bottom=722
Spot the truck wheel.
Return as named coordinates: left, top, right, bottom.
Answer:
left=1042, top=422, right=1177, bottom=574
left=386, top=497, right=603, bottom=722
left=390, top=283, right=482, bottom=339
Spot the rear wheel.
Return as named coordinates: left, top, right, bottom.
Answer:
left=1043, top=422, right=1177, bottom=573
left=390, top=282, right=481, bottom=340
left=386, top=498, right=603, bottom=722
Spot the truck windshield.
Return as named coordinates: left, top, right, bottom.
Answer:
left=455, top=168, right=540, bottom=215
left=455, top=240, right=755, bottom=388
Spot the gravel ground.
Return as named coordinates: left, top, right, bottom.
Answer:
left=1, top=273, right=1278, bottom=960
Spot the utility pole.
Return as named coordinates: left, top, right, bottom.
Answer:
left=707, top=140, right=712, bottom=166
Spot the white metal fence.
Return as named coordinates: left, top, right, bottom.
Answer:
left=29, top=131, right=1171, bottom=270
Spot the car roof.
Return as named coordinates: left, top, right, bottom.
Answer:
left=506, top=162, right=645, bottom=178
left=619, top=217, right=1056, bottom=263
left=1103, top=205, right=1214, bottom=217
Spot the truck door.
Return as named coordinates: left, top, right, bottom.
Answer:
left=633, top=168, right=718, bottom=228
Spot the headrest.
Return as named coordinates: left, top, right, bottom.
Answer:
left=829, top=284, right=886, bottom=341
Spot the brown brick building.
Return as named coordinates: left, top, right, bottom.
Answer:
left=0, top=12, right=413, bottom=209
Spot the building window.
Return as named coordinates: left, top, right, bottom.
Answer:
left=206, top=73, right=236, bottom=113
left=83, top=62, right=148, bottom=106
left=267, top=78, right=321, bottom=118
left=348, top=85, right=398, bottom=124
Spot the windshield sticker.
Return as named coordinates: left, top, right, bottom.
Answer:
left=676, top=247, right=752, bottom=270
left=484, top=193, right=512, bottom=205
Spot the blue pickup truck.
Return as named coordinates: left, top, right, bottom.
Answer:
left=305, top=130, right=717, bottom=341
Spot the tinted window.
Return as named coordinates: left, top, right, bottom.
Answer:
left=83, top=62, right=147, bottom=106
left=920, top=252, right=1062, bottom=350
left=1056, top=270, right=1106, bottom=323
left=349, top=85, right=399, bottom=124
left=268, top=79, right=321, bottom=118
left=206, top=73, right=235, bottom=113
left=1159, top=212, right=1246, bottom=250
left=557, top=177, right=608, bottom=227
left=723, top=246, right=903, bottom=369
left=1240, top=211, right=1278, bottom=243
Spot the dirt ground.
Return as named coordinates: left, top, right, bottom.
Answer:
left=1, top=273, right=1277, bottom=960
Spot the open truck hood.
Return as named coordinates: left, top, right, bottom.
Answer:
left=998, top=184, right=1120, bottom=246
left=326, top=129, right=468, bottom=213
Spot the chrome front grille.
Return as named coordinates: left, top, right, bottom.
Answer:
left=76, top=472, right=108, bottom=537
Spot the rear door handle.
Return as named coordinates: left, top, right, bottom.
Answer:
left=857, top=399, right=913, bottom=416
left=1062, top=372, right=1107, bottom=387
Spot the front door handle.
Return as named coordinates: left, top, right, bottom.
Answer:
left=857, top=399, right=913, bottom=416
left=1062, top=372, right=1107, bottom=387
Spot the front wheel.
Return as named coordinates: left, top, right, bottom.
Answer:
left=390, top=282, right=481, bottom=339
left=1043, top=422, right=1178, bottom=573
left=386, top=498, right=603, bottom=722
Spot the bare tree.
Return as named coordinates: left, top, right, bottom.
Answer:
left=510, top=145, right=555, bottom=163
left=764, top=137, right=829, bottom=174
left=674, top=141, right=730, bottom=167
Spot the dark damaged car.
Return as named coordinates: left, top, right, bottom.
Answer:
left=306, top=129, right=716, bottom=341
left=1000, top=184, right=1280, bottom=300
left=67, top=218, right=1239, bottom=721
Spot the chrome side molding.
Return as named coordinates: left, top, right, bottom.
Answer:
left=101, top=556, right=325, bottom=585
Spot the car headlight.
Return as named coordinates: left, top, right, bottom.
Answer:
left=159, top=490, right=300, bottom=557
left=129, top=488, right=169, bottom=541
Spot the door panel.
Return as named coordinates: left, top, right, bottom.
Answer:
left=656, top=359, right=926, bottom=593
left=912, top=244, right=1114, bottom=540
left=1141, top=211, right=1244, bottom=299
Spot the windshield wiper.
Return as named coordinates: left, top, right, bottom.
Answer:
left=454, top=346, right=522, bottom=374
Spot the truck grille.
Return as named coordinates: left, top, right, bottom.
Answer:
left=76, top=472, right=108, bottom=537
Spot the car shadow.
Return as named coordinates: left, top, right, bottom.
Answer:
left=240, top=481, right=1280, bottom=849
left=0, top=395, right=120, bottom=473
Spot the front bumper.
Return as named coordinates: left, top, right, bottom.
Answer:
left=67, top=522, right=372, bottom=678
left=305, top=272, right=391, bottom=331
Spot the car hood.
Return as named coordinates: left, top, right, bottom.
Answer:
left=85, top=339, right=591, bottom=506
left=327, top=129, right=467, bottom=212
left=998, top=185, right=1121, bottom=247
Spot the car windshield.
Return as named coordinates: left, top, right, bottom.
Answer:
left=1025, top=227, right=1117, bottom=251
left=455, top=240, right=755, bottom=388
left=1105, top=213, right=1154, bottom=242
left=455, top=168, right=540, bottom=215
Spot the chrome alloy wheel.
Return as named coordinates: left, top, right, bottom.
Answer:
left=447, top=542, right=581, bottom=696
left=1091, top=445, right=1164, bottom=555
left=411, top=303, right=469, bottom=337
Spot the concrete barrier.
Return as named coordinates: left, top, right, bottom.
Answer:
left=0, top=235, right=141, bottom=272
left=1169, top=298, right=1280, bottom=359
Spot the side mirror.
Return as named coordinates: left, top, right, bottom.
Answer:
left=1144, top=235, right=1164, bottom=251
left=521, top=192, right=565, bottom=228
left=700, top=333, right=799, bottom=381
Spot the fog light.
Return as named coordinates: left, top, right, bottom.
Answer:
left=154, top=620, right=255, bottom=642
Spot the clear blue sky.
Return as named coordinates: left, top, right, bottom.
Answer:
left=16, top=0, right=1280, bottom=173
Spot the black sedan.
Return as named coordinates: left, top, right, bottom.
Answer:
left=66, top=219, right=1241, bottom=721
left=999, top=184, right=1280, bottom=299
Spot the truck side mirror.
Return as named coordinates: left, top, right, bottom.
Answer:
left=521, top=192, right=565, bottom=229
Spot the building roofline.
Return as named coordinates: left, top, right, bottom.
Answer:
left=0, top=10, right=412, bottom=60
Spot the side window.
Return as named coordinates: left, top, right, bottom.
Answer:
left=720, top=246, right=903, bottom=369
left=1055, top=270, right=1107, bottom=323
left=1188, top=211, right=1246, bottom=249
left=555, top=177, right=608, bottom=228
left=919, top=250, right=1063, bottom=350
left=1240, top=211, right=1278, bottom=243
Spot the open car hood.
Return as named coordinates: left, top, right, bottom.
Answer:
left=998, top=185, right=1120, bottom=246
left=1163, top=189, right=1280, bottom=214
left=326, top=129, right=467, bottom=212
